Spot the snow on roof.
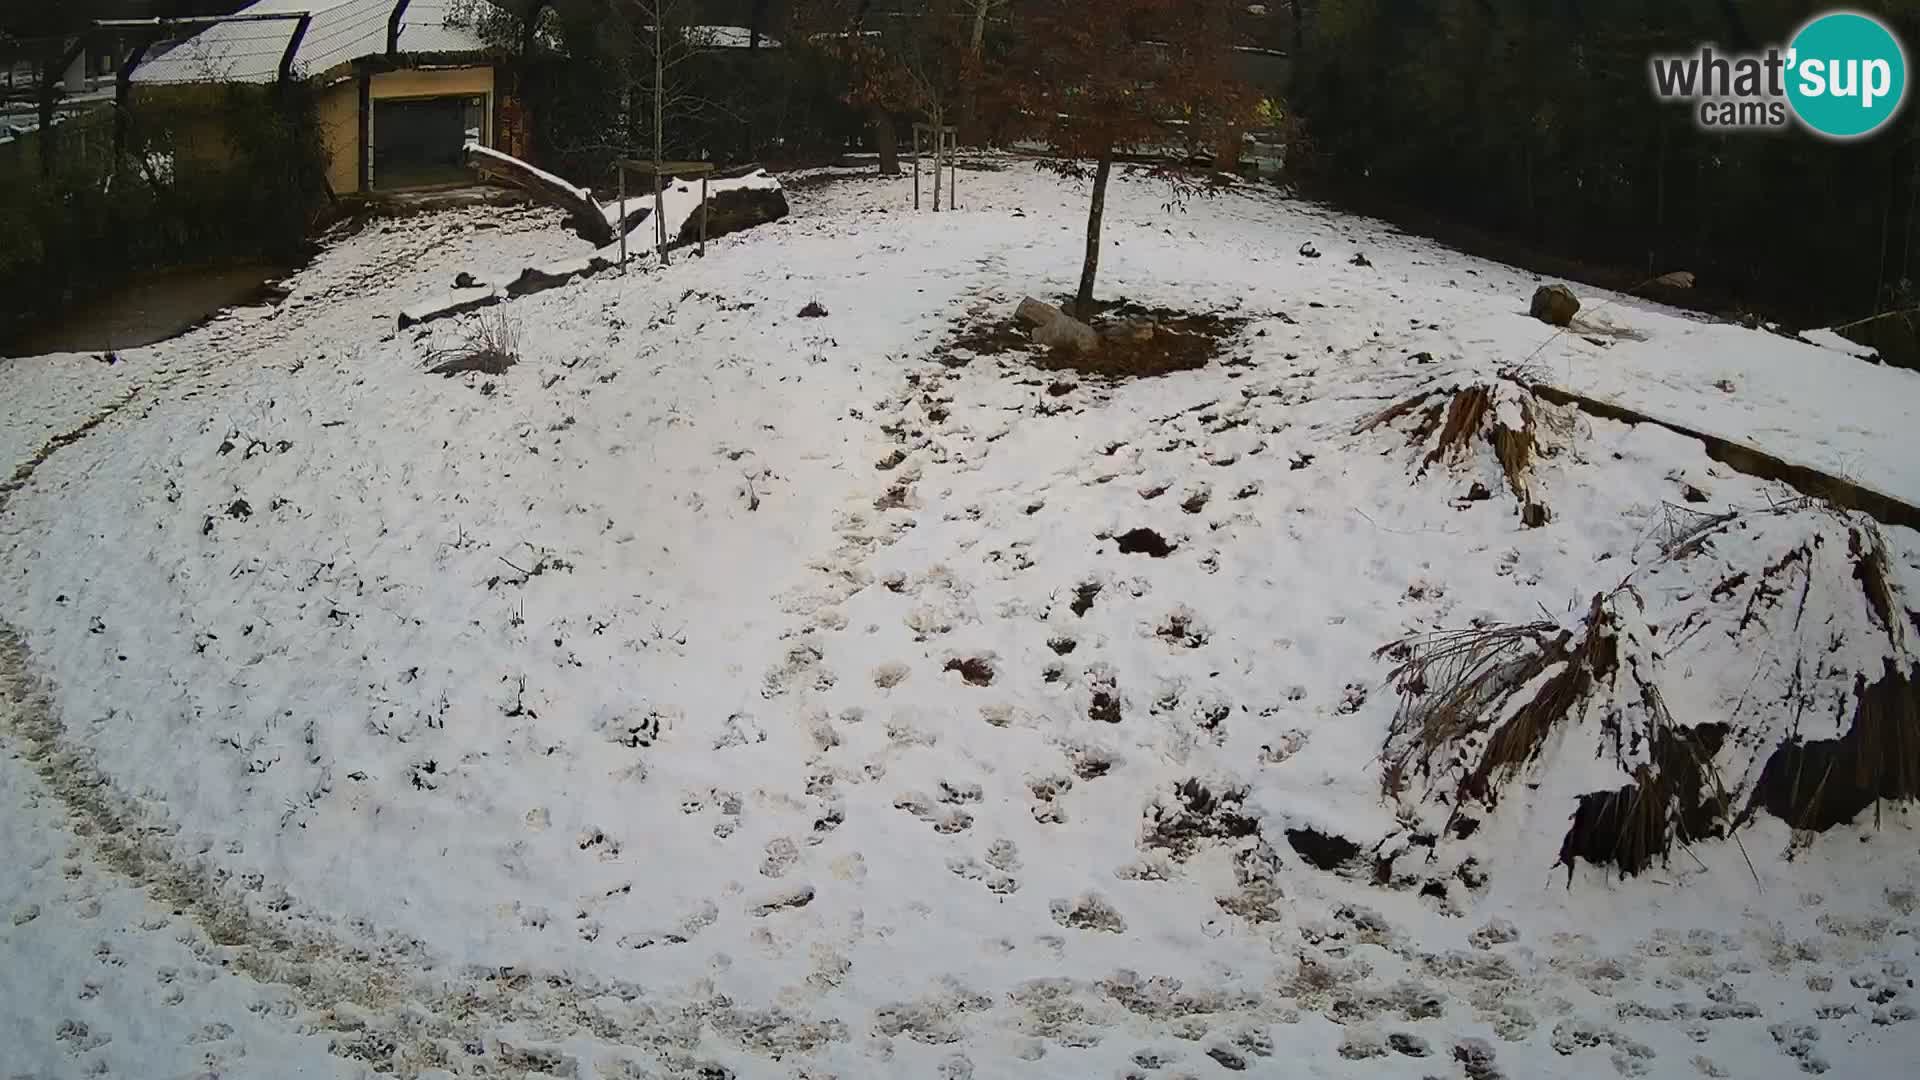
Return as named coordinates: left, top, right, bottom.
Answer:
left=131, top=0, right=487, bottom=85
left=686, top=25, right=782, bottom=50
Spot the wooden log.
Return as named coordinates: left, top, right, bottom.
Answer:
left=464, top=144, right=613, bottom=248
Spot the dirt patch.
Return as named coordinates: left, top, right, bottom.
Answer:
left=944, top=657, right=996, bottom=687
left=1286, top=827, right=1364, bottom=872
left=1156, top=610, right=1209, bottom=649
left=931, top=301, right=1248, bottom=379
left=1142, top=779, right=1262, bottom=860
left=1069, top=581, right=1103, bottom=617
left=930, top=313, right=1036, bottom=367
left=1115, top=528, right=1177, bottom=558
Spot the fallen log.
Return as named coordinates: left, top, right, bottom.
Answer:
left=464, top=143, right=613, bottom=247
left=1528, top=382, right=1920, bottom=532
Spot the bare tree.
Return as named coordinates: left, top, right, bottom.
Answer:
left=1003, top=0, right=1254, bottom=318
left=796, top=0, right=976, bottom=175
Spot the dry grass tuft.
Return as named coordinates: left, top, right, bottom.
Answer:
left=426, top=309, right=520, bottom=377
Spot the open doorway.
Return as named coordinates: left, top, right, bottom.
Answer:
left=370, top=94, right=487, bottom=191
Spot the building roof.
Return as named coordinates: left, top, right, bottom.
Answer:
left=131, top=0, right=487, bottom=85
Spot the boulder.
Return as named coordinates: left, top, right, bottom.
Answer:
left=673, top=183, right=790, bottom=247
left=1530, top=284, right=1581, bottom=327
left=1016, top=296, right=1065, bottom=328
left=1104, top=319, right=1157, bottom=345
left=1035, top=313, right=1099, bottom=353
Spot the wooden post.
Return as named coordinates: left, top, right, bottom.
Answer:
left=654, top=170, right=667, bottom=265
left=932, top=121, right=942, bottom=212
left=912, top=129, right=921, bottom=211
left=700, top=172, right=709, bottom=257
left=947, top=129, right=956, bottom=210
left=617, top=162, right=627, bottom=268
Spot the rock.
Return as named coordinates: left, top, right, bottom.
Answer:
left=1035, top=313, right=1099, bottom=354
left=673, top=182, right=790, bottom=247
left=1103, top=319, right=1157, bottom=345
left=1530, top=284, right=1581, bottom=327
left=1015, top=296, right=1065, bottom=328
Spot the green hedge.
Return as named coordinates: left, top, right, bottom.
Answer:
left=0, top=82, right=329, bottom=347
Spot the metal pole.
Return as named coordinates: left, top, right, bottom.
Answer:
left=932, top=122, right=941, bottom=212
left=700, top=172, right=708, bottom=257
left=912, top=126, right=920, bottom=210
left=947, top=130, right=956, bottom=210
left=618, top=163, right=626, bottom=268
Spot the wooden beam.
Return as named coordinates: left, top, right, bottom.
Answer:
left=279, top=13, right=312, bottom=84
left=93, top=13, right=315, bottom=29
left=614, top=159, right=715, bottom=176
left=387, top=0, right=412, bottom=56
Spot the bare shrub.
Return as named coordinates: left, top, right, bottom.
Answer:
left=426, top=309, right=520, bottom=377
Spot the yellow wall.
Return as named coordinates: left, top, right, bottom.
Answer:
left=317, top=77, right=358, bottom=195
left=371, top=66, right=494, bottom=102
left=137, top=65, right=497, bottom=195
left=365, top=66, right=495, bottom=192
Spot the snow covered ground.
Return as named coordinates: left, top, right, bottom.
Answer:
left=3, top=160, right=1919, bottom=1079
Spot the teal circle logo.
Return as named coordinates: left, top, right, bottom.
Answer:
left=1787, top=11, right=1908, bottom=139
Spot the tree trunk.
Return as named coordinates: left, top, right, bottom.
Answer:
left=465, top=144, right=613, bottom=246
left=37, top=52, right=59, bottom=178
left=746, top=0, right=769, bottom=157
left=1075, top=147, right=1114, bottom=321
left=872, top=107, right=900, bottom=176
left=654, top=11, right=668, bottom=263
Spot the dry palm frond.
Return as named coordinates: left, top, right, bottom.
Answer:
left=1360, top=378, right=1546, bottom=505
left=1465, top=593, right=1619, bottom=799
left=1353, top=386, right=1445, bottom=436
left=1750, top=663, right=1920, bottom=832
left=1850, top=527, right=1901, bottom=649
left=1420, top=385, right=1492, bottom=469
left=1377, top=617, right=1562, bottom=791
